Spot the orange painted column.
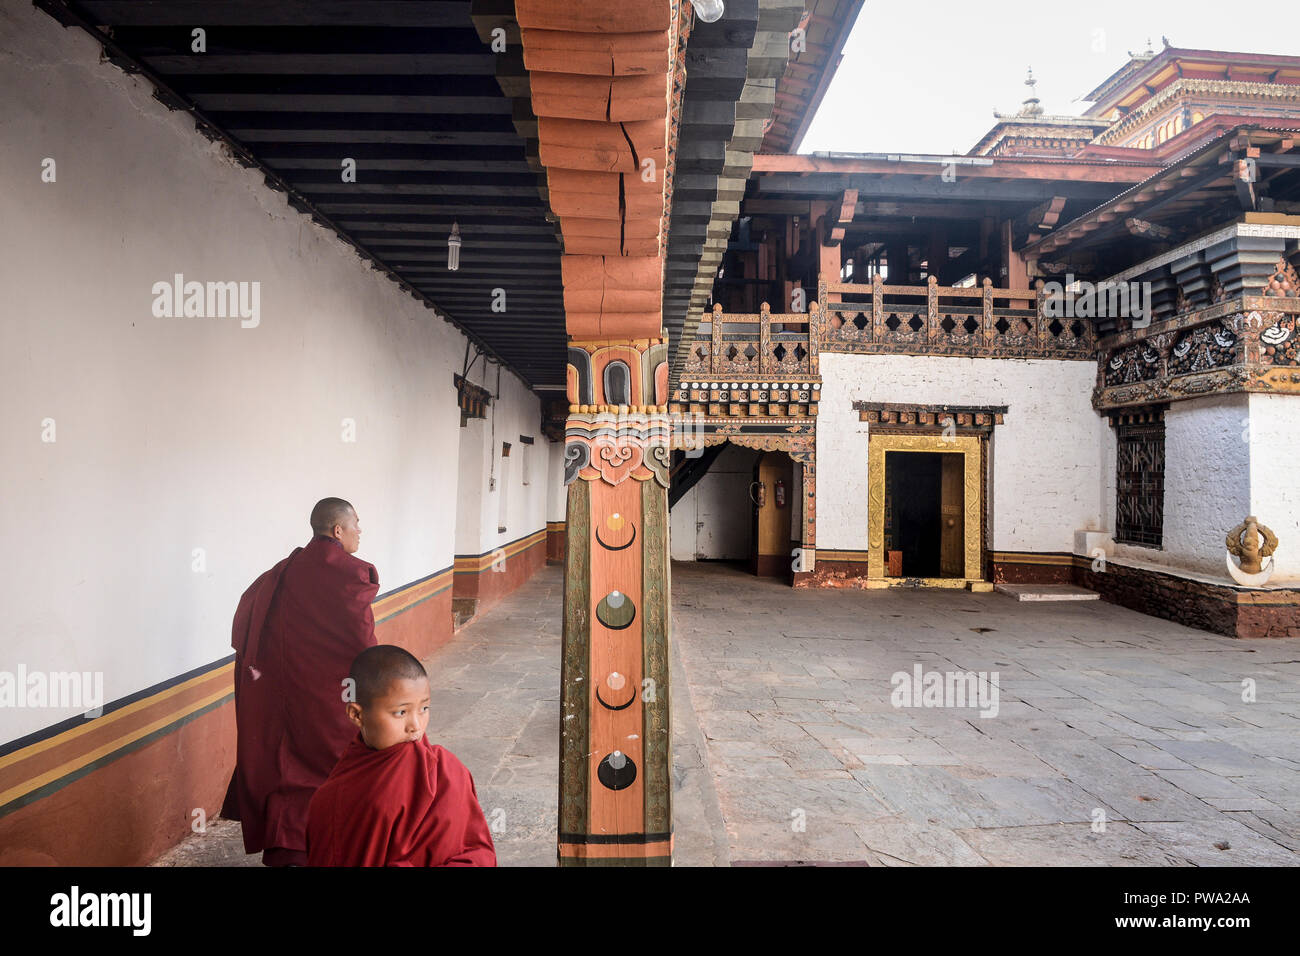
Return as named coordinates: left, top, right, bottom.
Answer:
left=512, top=0, right=680, bottom=866
left=559, top=340, right=672, bottom=866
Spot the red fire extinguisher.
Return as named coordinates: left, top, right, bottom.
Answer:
left=775, top=479, right=787, bottom=508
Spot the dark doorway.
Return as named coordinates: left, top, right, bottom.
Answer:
left=885, top=452, right=942, bottom=577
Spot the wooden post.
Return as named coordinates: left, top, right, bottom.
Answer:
left=927, top=224, right=948, bottom=282
left=982, top=277, right=994, bottom=348
left=711, top=303, right=722, bottom=376
left=759, top=301, right=771, bottom=375
left=887, top=242, right=910, bottom=284
left=1002, top=218, right=1031, bottom=309
left=871, top=273, right=884, bottom=341
left=808, top=300, right=820, bottom=375
left=927, top=275, right=939, bottom=344
left=560, top=338, right=672, bottom=866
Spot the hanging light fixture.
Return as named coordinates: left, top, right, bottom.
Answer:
left=447, top=221, right=462, bottom=271
left=689, top=0, right=724, bottom=23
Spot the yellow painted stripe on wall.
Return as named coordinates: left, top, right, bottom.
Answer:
left=0, top=687, right=233, bottom=810
left=0, top=664, right=233, bottom=774
left=372, top=569, right=453, bottom=619
left=990, top=552, right=1075, bottom=566
left=2, top=560, right=467, bottom=807
left=453, top=530, right=547, bottom=574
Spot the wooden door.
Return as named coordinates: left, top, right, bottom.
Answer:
left=752, top=452, right=793, bottom=578
left=939, top=453, right=965, bottom=577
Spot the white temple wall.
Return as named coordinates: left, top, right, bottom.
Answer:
left=0, top=5, right=551, bottom=741
left=815, top=353, right=1106, bottom=554
left=1247, top=393, right=1300, bottom=583
left=1109, top=394, right=1250, bottom=578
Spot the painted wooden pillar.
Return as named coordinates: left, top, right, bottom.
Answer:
left=1002, top=218, right=1031, bottom=307
left=559, top=338, right=672, bottom=866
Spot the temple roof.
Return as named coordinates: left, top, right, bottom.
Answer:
left=1082, top=46, right=1300, bottom=118
left=969, top=68, right=1111, bottom=157
left=760, top=0, right=865, bottom=153
left=1022, top=124, right=1300, bottom=274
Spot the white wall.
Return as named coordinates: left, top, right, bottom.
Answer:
left=546, top=439, right=567, bottom=524
left=816, top=353, right=1106, bottom=553
left=1100, top=392, right=1300, bottom=586
left=453, top=418, right=487, bottom=555
left=0, top=5, right=549, bottom=741
left=1107, top=394, right=1250, bottom=577
left=1247, top=393, right=1300, bottom=583
left=452, top=366, right=553, bottom=557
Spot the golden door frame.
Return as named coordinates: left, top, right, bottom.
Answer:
left=867, top=433, right=983, bottom=585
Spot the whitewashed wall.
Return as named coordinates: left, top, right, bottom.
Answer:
left=0, top=5, right=550, bottom=741
left=1247, top=393, right=1300, bottom=583
left=816, top=353, right=1106, bottom=554
left=452, top=366, right=554, bottom=557
left=1107, top=394, right=1249, bottom=578
left=547, top=439, right=567, bottom=524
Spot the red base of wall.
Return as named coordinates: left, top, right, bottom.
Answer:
left=989, top=555, right=1074, bottom=585
left=0, top=699, right=236, bottom=867
left=794, top=559, right=871, bottom=589
left=377, top=587, right=454, bottom=659
left=1076, top=562, right=1300, bottom=639
left=546, top=526, right=566, bottom=565
left=753, top=552, right=792, bottom=580
left=454, top=535, right=547, bottom=619
left=803, top=550, right=1300, bottom=639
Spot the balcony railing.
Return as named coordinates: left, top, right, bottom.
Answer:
left=682, top=302, right=819, bottom=379
left=682, top=276, right=1096, bottom=381
left=820, top=275, right=1093, bottom=358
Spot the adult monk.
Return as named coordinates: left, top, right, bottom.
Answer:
left=222, top=497, right=379, bottom=866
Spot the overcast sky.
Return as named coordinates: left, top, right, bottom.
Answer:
left=800, top=0, right=1299, bottom=156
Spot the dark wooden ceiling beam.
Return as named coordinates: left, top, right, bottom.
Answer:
left=758, top=175, right=1119, bottom=203
left=77, top=1, right=474, bottom=27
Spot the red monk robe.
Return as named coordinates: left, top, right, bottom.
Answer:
left=223, top=535, right=379, bottom=864
left=306, top=734, right=497, bottom=867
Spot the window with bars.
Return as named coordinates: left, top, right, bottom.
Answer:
left=1115, top=418, right=1164, bottom=547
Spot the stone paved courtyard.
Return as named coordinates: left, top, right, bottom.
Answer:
left=157, top=562, right=1300, bottom=866
left=677, top=562, right=1300, bottom=866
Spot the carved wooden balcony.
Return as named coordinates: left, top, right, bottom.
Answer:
left=819, top=275, right=1094, bottom=360
left=672, top=302, right=821, bottom=420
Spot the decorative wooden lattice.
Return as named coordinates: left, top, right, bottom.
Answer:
left=1115, top=419, right=1165, bottom=547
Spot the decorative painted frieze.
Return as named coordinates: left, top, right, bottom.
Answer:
left=1093, top=297, right=1300, bottom=411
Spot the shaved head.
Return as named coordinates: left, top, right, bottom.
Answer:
left=349, top=645, right=428, bottom=708
left=311, top=497, right=355, bottom=536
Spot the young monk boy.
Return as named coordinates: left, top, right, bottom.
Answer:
left=306, top=644, right=497, bottom=867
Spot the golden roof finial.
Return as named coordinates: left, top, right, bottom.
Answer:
left=1018, top=67, right=1043, bottom=117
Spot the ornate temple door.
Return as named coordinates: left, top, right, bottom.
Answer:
left=939, top=453, right=965, bottom=577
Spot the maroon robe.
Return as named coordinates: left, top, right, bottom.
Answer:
left=223, top=535, right=379, bottom=862
left=306, top=734, right=497, bottom=867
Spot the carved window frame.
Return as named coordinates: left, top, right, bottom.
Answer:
left=1113, top=409, right=1165, bottom=549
